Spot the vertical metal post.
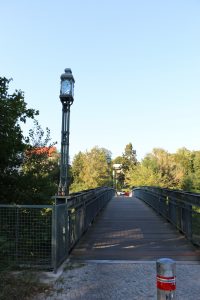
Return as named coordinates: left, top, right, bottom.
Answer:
left=169, top=200, right=176, bottom=226
left=112, top=169, right=115, bottom=189
left=65, top=201, right=69, bottom=252
left=183, top=203, right=192, bottom=239
left=157, top=258, right=176, bottom=299
left=15, top=206, right=19, bottom=263
left=52, top=205, right=58, bottom=273
left=58, top=102, right=71, bottom=196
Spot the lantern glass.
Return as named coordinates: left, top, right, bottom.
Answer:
left=71, top=81, right=74, bottom=97
left=61, top=79, right=71, bottom=96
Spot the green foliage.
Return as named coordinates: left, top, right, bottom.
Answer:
left=0, top=77, right=38, bottom=175
left=123, top=143, right=137, bottom=167
left=0, top=207, right=52, bottom=268
left=173, top=147, right=194, bottom=189
left=190, top=151, right=200, bottom=192
left=112, top=142, right=137, bottom=189
left=70, top=151, right=85, bottom=190
left=126, top=164, right=161, bottom=187
left=70, top=146, right=112, bottom=192
left=0, top=77, right=58, bottom=204
left=71, top=143, right=137, bottom=192
left=16, top=121, right=59, bottom=204
left=126, top=148, right=177, bottom=188
left=125, top=147, right=200, bottom=192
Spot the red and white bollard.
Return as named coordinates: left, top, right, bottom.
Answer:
left=156, top=258, right=176, bottom=299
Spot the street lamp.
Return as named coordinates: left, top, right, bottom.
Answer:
left=58, top=68, right=75, bottom=196
left=113, top=164, right=122, bottom=190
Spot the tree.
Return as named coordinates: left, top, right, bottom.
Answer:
left=70, top=147, right=112, bottom=192
left=70, top=151, right=86, bottom=192
left=19, top=120, right=59, bottom=204
left=112, top=143, right=137, bottom=189
left=125, top=164, right=162, bottom=187
left=0, top=77, right=58, bottom=204
left=0, top=77, right=38, bottom=175
left=123, top=143, right=137, bottom=167
left=143, top=148, right=177, bottom=188
left=173, top=147, right=194, bottom=190
left=125, top=148, right=178, bottom=189
left=0, top=77, right=39, bottom=203
left=192, top=151, right=200, bottom=192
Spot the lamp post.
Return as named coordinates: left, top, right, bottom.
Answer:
left=113, top=164, right=122, bottom=190
left=106, top=154, right=112, bottom=185
left=58, top=68, right=75, bottom=196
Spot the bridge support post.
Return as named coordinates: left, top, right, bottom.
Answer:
left=156, top=258, right=176, bottom=299
left=52, top=196, right=69, bottom=273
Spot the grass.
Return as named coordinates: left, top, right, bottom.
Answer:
left=0, top=267, right=52, bottom=300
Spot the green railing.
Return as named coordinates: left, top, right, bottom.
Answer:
left=0, top=187, right=115, bottom=272
left=0, top=204, right=52, bottom=269
left=134, top=187, right=200, bottom=246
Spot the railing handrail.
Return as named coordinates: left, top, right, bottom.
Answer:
left=133, top=186, right=200, bottom=246
left=68, top=187, right=114, bottom=209
left=0, top=204, right=53, bottom=208
left=0, top=187, right=115, bottom=272
left=134, top=186, right=200, bottom=207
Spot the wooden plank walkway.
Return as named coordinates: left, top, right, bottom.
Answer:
left=70, top=196, right=200, bottom=261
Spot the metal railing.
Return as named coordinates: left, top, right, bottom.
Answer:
left=0, top=205, right=53, bottom=269
left=0, top=187, right=115, bottom=272
left=68, top=187, right=115, bottom=251
left=133, top=187, right=200, bottom=246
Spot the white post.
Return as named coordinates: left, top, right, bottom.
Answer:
left=156, top=258, right=176, bottom=299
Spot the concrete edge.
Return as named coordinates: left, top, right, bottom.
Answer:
left=69, top=259, right=200, bottom=265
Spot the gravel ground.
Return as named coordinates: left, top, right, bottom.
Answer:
left=35, top=261, right=200, bottom=300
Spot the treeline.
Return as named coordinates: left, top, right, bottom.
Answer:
left=1, top=76, right=200, bottom=205
left=70, top=143, right=137, bottom=192
left=70, top=144, right=200, bottom=194
left=126, top=148, right=200, bottom=192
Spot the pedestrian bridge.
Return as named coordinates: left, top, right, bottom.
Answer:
left=70, top=194, right=200, bottom=262
left=1, top=187, right=200, bottom=272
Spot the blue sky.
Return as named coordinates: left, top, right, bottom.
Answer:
left=1, top=0, right=200, bottom=161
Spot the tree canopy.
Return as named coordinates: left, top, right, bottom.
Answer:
left=125, top=147, right=200, bottom=193
left=0, top=77, right=38, bottom=175
left=70, top=146, right=112, bottom=192
left=0, top=77, right=58, bottom=204
left=112, top=142, right=137, bottom=190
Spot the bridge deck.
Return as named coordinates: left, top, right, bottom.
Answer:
left=70, top=196, right=200, bottom=261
